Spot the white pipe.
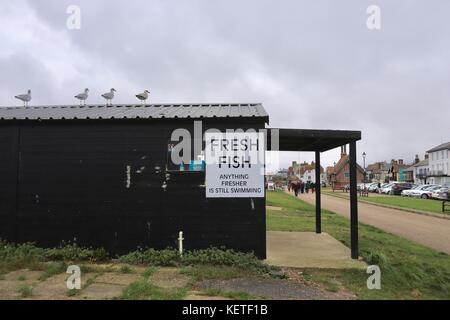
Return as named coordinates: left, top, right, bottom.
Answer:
left=178, top=231, right=184, bottom=256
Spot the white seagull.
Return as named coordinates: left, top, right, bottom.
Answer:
left=135, top=90, right=150, bottom=104
left=101, top=88, right=116, bottom=105
left=15, top=89, right=32, bottom=107
left=74, top=88, right=89, bottom=105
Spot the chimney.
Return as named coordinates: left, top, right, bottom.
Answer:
left=414, top=154, right=420, bottom=164
left=340, top=145, right=347, bottom=157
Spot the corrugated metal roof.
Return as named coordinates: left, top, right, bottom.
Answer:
left=0, top=103, right=269, bottom=121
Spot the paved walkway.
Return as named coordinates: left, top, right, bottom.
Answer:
left=266, top=231, right=366, bottom=269
left=294, top=191, right=450, bottom=254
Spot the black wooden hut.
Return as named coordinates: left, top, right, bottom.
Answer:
left=0, top=104, right=269, bottom=258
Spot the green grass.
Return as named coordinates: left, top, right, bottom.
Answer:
left=359, top=196, right=445, bottom=214
left=18, top=285, right=33, bottom=298
left=120, top=247, right=272, bottom=274
left=39, top=261, right=67, bottom=281
left=66, top=289, right=78, bottom=297
left=79, top=264, right=114, bottom=274
left=122, top=280, right=188, bottom=300
left=142, top=266, right=157, bottom=279
left=267, top=190, right=450, bottom=299
left=301, top=270, right=340, bottom=292
left=322, top=188, right=446, bottom=214
left=0, top=241, right=107, bottom=275
left=0, top=242, right=46, bottom=274
left=17, top=275, right=26, bottom=281
left=118, top=265, right=134, bottom=274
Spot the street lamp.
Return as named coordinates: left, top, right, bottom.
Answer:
left=362, top=152, right=366, bottom=189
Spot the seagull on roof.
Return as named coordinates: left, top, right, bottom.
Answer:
left=74, top=88, right=89, bottom=105
left=135, top=90, right=150, bottom=105
left=15, top=89, right=32, bottom=107
left=101, top=88, right=116, bottom=105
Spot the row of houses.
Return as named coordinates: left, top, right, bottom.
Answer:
left=287, top=161, right=327, bottom=184
left=285, top=145, right=365, bottom=189
left=281, top=141, right=450, bottom=189
left=366, top=141, right=450, bottom=186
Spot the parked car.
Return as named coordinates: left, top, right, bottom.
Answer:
left=432, top=186, right=449, bottom=200
left=357, top=182, right=375, bottom=190
left=368, top=183, right=380, bottom=192
left=357, top=183, right=364, bottom=190
left=379, top=183, right=394, bottom=194
left=390, top=183, right=415, bottom=195
left=401, top=184, right=430, bottom=197
left=411, top=185, right=441, bottom=199
left=364, top=182, right=378, bottom=191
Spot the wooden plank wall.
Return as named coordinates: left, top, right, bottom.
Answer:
left=0, top=119, right=266, bottom=258
left=0, top=126, right=19, bottom=241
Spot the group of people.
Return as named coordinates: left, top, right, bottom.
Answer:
left=288, top=181, right=317, bottom=197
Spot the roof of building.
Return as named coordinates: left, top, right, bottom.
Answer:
left=413, top=158, right=429, bottom=167
left=266, top=128, right=361, bottom=153
left=366, top=161, right=389, bottom=173
left=0, top=103, right=269, bottom=121
left=331, top=154, right=365, bottom=175
left=406, top=158, right=429, bottom=171
left=290, top=161, right=324, bottom=175
left=426, top=142, right=450, bottom=153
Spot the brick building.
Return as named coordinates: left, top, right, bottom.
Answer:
left=329, top=145, right=365, bottom=190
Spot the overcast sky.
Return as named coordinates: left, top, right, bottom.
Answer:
left=1, top=0, right=449, bottom=171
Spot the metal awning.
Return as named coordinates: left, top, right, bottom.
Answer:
left=266, top=127, right=361, bottom=260
left=266, top=128, right=361, bottom=152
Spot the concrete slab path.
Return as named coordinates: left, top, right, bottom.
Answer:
left=266, top=231, right=366, bottom=269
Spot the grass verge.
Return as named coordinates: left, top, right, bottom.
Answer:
left=122, top=280, right=188, bottom=300
left=267, top=190, right=450, bottom=299
left=18, top=285, right=33, bottom=298
left=39, top=261, right=67, bottom=281
left=322, top=188, right=446, bottom=214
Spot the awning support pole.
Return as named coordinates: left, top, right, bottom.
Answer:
left=349, top=141, right=359, bottom=259
left=315, top=151, right=321, bottom=234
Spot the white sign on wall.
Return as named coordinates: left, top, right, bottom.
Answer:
left=205, top=132, right=265, bottom=198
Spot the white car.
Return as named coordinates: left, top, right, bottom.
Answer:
left=410, top=185, right=441, bottom=199
left=358, top=182, right=374, bottom=190
left=431, top=186, right=449, bottom=200
left=401, top=184, right=430, bottom=197
left=379, top=183, right=394, bottom=194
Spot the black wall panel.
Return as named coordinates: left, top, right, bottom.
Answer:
left=0, top=126, right=18, bottom=241
left=0, top=119, right=266, bottom=258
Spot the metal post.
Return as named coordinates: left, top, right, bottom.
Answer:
left=362, top=152, right=366, bottom=189
left=178, top=231, right=184, bottom=256
left=315, top=151, right=321, bottom=234
left=349, top=142, right=359, bottom=259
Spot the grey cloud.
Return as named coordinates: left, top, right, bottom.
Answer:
left=1, top=0, right=449, bottom=168
left=0, top=53, right=56, bottom=105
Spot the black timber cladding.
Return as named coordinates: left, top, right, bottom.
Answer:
left=0, top=104, right=268, bottom=258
